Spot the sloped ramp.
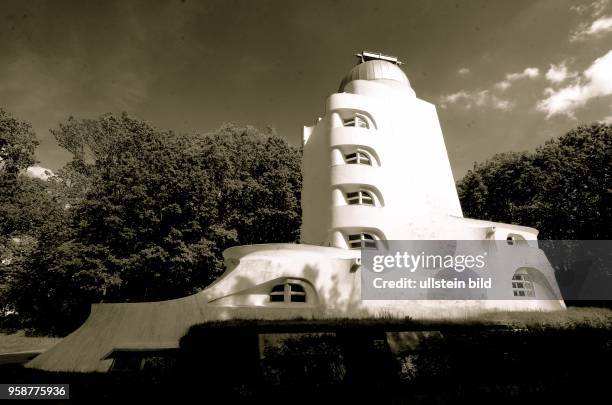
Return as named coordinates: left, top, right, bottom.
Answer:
left=26, top=293, right=206, bottom=373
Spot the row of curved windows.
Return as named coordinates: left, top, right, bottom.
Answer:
left=342, top=232, right=531, bottom=250
left=341, top=114, right=378, bottom=248
left=340, top=111, right=375, bottom=165
left=341, top=113, right=377, bottom=246
left=267, top=273, right=539, bottom=303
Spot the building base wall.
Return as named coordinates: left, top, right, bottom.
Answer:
left=27, top=243, right=564, bottom=373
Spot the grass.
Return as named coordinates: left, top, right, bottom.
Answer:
left=462, top=306, right=612, bottom=329
left=187, top=306, right=612, bottom=333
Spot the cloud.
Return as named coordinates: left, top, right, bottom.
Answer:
left=600, top=115, right=612, bottom=123
left=495, top=81, right=511, bottom=91
left=25, top=165, right=54, bottom=181
left=537, top=50, right=612, bottom=118
left=571, top=15, right=612, bottom=41
left=545, top=62, right=578, bottom=83
left=570, top=0, right=609, bottom=18
left=440, top=90, right=513, bottom=111
left=494, top=67, right=540, bottom=91
left=457, top=67, right=470, bottom=76
left=440, top=66, right=540, bottom=110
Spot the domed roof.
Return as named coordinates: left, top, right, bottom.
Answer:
left=339, top=59, right=411, bottom=91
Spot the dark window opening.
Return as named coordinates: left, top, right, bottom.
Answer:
left=269, top=282, right=307, bottom=304
left=345, top=151, right=372, bottom=165
left=343, top=115, right=369, bottom=129
left=346, top=190, right=375, bottom=206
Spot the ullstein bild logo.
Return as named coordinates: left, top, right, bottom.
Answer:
left=371, top=276, right=492, bottom=290
left=360, top=240, right=612, bottom=301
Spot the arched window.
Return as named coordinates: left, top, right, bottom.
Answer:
left=512, top=270, right=535, bottom=297
left=346, top=190, right=375, bottom=206
left=345, top=150, right=372, bottom=165
left=343, top=114, right=369, bottom=129
left=269, top=282, right=307, bottom=303
left=348, top=233, right=378, bottom=249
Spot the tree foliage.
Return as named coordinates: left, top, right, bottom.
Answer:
left=0, top=109, right=45, bottom=237
left=0, top=110, right=72, bottom=331
left=1, top=113, right=302, bottom=334
left=0, top=108, right=38, bottom=175
left=457, top=123, right=611, bottom=240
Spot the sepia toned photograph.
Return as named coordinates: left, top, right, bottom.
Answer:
left=1, top=0, right=611, bottom=402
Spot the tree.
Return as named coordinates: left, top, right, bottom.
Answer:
left=0, top=110, right=72, bottom=330
left=54, top=116, right=301, bottom=303
left=457, top=123, right=611, bottom=240
left=0, top=108, right=38, bottom=176
left=0, top=109, right=41, bottom=237
left=1, top=112, right=302, bottom=334
left=198, top=124, right=302, bottom=246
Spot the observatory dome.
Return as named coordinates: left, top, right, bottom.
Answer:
left=339, top=59, right=412, bottom=92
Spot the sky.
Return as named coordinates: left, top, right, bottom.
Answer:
left=2, top=0, right=611, bottom=179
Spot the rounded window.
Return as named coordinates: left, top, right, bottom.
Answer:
left=344, top=150, right=372, bottom=165
left=343, top=114, right=369, bottom=129
left=512, top=270, right=535, bottom=297
left=346, top=190, right=375, bottom=206
left=347, top=233, right=378, bottom=249
left=269, top=282, right=307, bottom=303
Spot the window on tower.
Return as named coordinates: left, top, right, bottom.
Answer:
left=346, top=190, right=375, bottom=206
left=345, top=150, right=372, bottom=165
left=348, top=233, right=378, bottom=249
left=343, top=114, right=369, bottom=129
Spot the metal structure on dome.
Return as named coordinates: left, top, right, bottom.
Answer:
left=355, top=51, right=403, bottom=65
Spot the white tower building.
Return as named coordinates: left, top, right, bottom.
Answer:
left=302, top=52, right=464, bottom=248
left=301, top=51, right=555, bottom=246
